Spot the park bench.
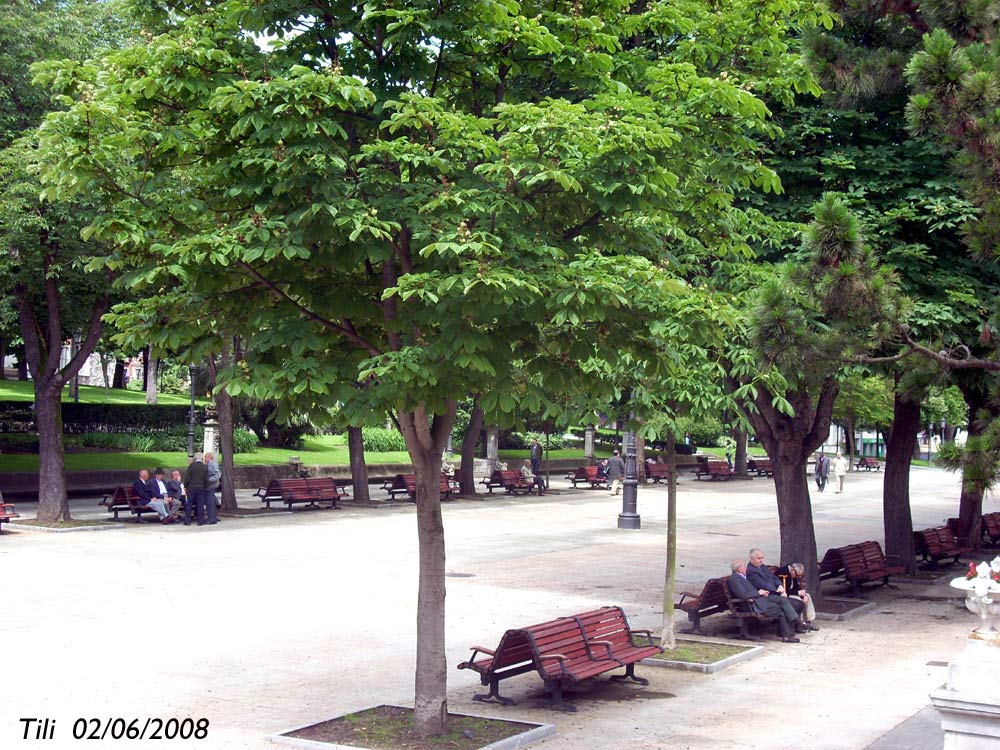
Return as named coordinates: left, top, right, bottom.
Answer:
left=913, top=526, right=972, bottom=567
left=565, top=466, right=608, bottom=489
left=747, top=458, right=774, bottom=477
left=695, top=461, right=734, bottom=481
left=819, top=541, right=905, bottom=596
left=384, top=473, right=458, bottom=502
left=645, top=463, right=674, bottom=484
left=855, top=456, right=882, bottom=471
left=497, top=469, right=533, bottom=495
left=0, top=501, right=19, bottom=532
left=982, top=513, right=1000, bottom=546
left=457, top=606, right=660, bottom=711
left=675, top=577, right=730, bottom=633
left=479, top=470, right=507, bottom=494
left=100, top=485, right=162, bottom=522
left=255, top=477, right=345, bottom=510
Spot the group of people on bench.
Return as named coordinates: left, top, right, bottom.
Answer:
left=132, top=451, right=221, bottom=525
left=729, top=548, right=820, bottom=643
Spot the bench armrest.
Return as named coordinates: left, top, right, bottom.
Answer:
left=584, top=639, right=615, bottom=659
left=882, top=554, right=907, bottom=567
left=629, top=629, right=659, bottom=649
left=468, top=645, right=495, bottom=657
left=675, top=592, right=700, bottom=605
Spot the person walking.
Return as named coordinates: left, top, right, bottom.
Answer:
left=815, top=452, right=830, bottom=493
left=204, top=451, right=221, bottom=524
left=607, top=449, right=626, bottom=495
left=833, top=451, right=849, bottom=493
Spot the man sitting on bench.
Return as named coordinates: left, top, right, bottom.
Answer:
left=747, top=548, right=810, bottom=634
left=776, top=561, right=819, bottom=631
left=728, top=560, right=802, bottom=643
left=132, top=469, right=177, bottom=523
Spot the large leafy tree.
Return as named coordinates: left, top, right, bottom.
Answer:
left=37, top=0, right=829, bottom=733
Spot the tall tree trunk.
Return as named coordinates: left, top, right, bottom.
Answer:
left=14, top=260, right=108, bottom=522
left=398, top=402, right=457, bottom=736
left=957, top=382, right=994, bottom=549
left=458, top=399, right=484, bottom=495
left=205, top=346, right=238, bottom=512
left=661, top=431, right=678, bottom=648
left=733, top=426, right=748, bottom=477
left=16, top=348, right=28, bottom=380
left=846, top=415, right=856, bottom=462
left=883, top=385, right=920, bottom=573
left=145, top=355, right=158, bottom=405
left=636, top=434, right=646, bottom=482
left=347, top=426, right=371, bottom=502
left=112, top=359, right=126, bottom=388
left=741, top=380, right=838, bottom=608
left=0, top=337, right=7, bottom=379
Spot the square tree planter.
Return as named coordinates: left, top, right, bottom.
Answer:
left=270, top=704, right=555, bottom=750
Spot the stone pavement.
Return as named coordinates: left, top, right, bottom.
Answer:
left=1, top=466, right=994, bottom=750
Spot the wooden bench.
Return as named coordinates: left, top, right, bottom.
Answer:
left=855, top=456, right=882, bottom=471
left=496, top=470, right=533, bottom=495
left=457, top=606, right=660, bottom=711
left=645, top=463, right=674, bottom=484
left=913, top=526, right=972, bottom=567
left=391, top=473, right=458, bottom=502
left=696, top=461, right=734, bottom=480
left=0, top=502, right=19, bottom=532
left=820, top=541, right=905, bottom=596
left=479, top=470, right=507, bottom=494
left=255, top=477, right=345, bottom=510
left=675, top=578, right=730, bottom=633
left=747, top=458, right=773, bottom=477
left=100, top=485, right=162, bottom=522
left=565, top=466, right=608, bottom=489
left=983, top=513, right=1000, bottom=546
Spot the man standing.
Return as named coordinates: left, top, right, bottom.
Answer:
left=833, top=452, right=849, bottom=493
left=727, top=560, right=801, bottom=643
left=746, top=548, right=808, bottom=633
left=607, top=449, right=626, bottom=495
left=529, top=439, right=544, bottom=492
left=184, top=453, right=209, bottom=526
left=204, top=451, right=221, bottom=524
left=815, top=452, right=830, bottom=493
left=131, top=469, right=175, bottom=523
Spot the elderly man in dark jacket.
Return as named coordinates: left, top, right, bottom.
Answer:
left=184, top=453, right=210, bottom=526
left=728, top=560, right=800, bottom=643
left=746, top=548, right=807, bottom=632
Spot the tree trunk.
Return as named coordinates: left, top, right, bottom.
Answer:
left=636, top=434, right=646, bottom=482
left=458, top=399, right=484, bottom=495
left=957, top=383, right=994, bottom=549
left=741, top=380, right=838, bottom=609
left=846, top=415, right=855, bottom=464
left=883, top=385, right=920, bottom=573
left=35, top=383, right=71, bottom=521
left=16, top=348, right=28, bottom=380
left=0, top=337, right=7, bottom=379
left=661, top=431, right=678, bottom=649
left=204, top=345, right=238, bottom=512
left=112, top=359, right=126, bottom=388
left=734, top=426, right=748, bottom=477
left=145, top=355, right=158, bottom=405
left=398, top=402, right=457, bottom=736
left=347, top=426, right=371, bottom=503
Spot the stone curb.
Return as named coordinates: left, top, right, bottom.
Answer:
left=641, top=637, right=765, bottom=674
left=815, top=596, right=877, bottom=621
left=268, top=705, right=555, bottom=750
left=9, top=521, right=124, bottom=533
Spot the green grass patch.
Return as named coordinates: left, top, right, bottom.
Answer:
left=498, top=448, right=609, bottom=460
left=12, top=519, right=115, bottom=528
left=0, top=379, right=206, bottom=405
left=637, top=636, right=751, bottom=664
left=0, top=433, right=412, bottom=472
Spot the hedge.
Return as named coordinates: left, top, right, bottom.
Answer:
left=0, top=401, right=199, bottom=434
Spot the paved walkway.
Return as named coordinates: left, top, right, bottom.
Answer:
left=2, top=466, right=994, bottom=750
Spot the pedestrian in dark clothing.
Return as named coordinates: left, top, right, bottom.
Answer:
left=607, top=450, right=626, bottom=495
left=184, top=453, right=210, bottom=526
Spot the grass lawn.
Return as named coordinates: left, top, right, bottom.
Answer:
left=0, top=379, right=204, bottom=406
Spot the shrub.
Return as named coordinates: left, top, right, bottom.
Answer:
left=362, top=426, right=408, bottom=452
left=675, top=416, right=724, bottom=447
left=231, top=427, right=258, bottom=454
left=500, top=431, right=567, bottom=450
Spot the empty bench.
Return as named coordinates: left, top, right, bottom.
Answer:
left=819, top=541, right=905, bottom=596
left=457, top=606, right=661, bottom=711
left=383, top=473, right=457, bottom=502
left=565, top=466, right=608, bottom=489
left=747, top=458, right=773, bottom=477
left=0, top=501, right=19, bottom=532
left=675, top=578, right=730, bottom=633
left=913, top=527, right=971, bottom=567
left=983, top=513, right=1000, bottom=546
left=255, top=477, right=345, bottom=510
left=645, top=463, right=673, bottom=484
left=696, top=461, right=734, bottom=480
left=855, top=457, right=881, bottom=471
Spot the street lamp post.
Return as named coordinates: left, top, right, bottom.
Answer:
left=188, top=364, right=197, bottom=458
left=618, top=424, right=640, bottom=530
left=71, top=331, right=82, bottom=403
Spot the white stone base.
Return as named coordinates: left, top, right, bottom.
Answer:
left=931, top=635, right=1000, bottom=749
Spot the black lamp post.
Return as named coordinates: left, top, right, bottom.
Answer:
left=617, top=422, right=640, bottom=530
left=188, top=364, right=197, bottom=458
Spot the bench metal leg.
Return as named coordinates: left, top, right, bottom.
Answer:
left=609, top=662, right=648, bottom=686
left=543, top=680, right=576, bottom=713
left=472, top=679, right=516, bottom=707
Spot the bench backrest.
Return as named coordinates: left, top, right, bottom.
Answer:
left=648, top=464, right=672, bottom=477
left=708, top=462, right=732, bottom=475
left=837, top=544, right=868, bottom=577
left=858, top=540, right=889, bottom=570
left=403, top=474, right=455, bottom=493
left=574, top=606, right=635, bottom=653
left=105, top=485, right=141, bottom=508
left=500, top=470, right=525, bottom=484
left=818, top=547, right=845, bottom=577
left=278, top=478, right=313, bottom=497
left=521, top=617, right=592, bottom=679
left=677, top=578, right=728, bottom=613
left=984, top=513, right=1000, bottom=535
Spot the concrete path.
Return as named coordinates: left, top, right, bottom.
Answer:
left=1, top=466, right=995, bottom=750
